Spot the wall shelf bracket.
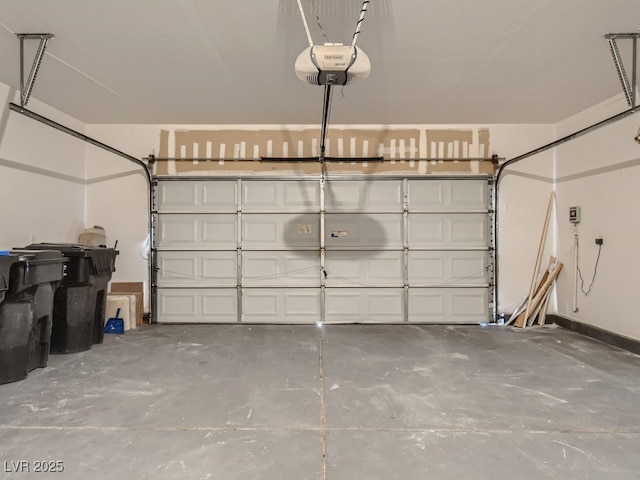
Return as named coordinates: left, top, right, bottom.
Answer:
left=16, top=33, right=55, bottom=107
left=605, top=33, right=640, bottom=107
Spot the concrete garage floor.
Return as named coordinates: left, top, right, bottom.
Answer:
left=1, top=324, right=640, bottom=479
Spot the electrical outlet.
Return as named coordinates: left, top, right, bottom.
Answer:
left=595, top=237, right=604, bottom=245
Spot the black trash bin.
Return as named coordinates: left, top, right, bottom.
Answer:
left=0, top=250, right=66, bottom=384
left=24, top=243, right=119, bottom=353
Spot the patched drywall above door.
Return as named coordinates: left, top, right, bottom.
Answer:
left=154, top=126, right=494, bottom=175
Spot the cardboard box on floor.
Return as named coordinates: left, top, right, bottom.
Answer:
left=109, top=282, right=144, bottom=326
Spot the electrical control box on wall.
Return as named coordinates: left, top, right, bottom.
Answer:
left=569, top=206, right=581, bottom=223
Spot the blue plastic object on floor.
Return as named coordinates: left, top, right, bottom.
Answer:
left=104, top=308, right=124, bottom=334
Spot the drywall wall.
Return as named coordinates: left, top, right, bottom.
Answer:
left=553, top=94, right=640, bottom=340
left=80, top=125, right=152, bottom=299
left=497, top=156, right=556, bottom=319
left=85, top=123, right=555, bottom=314
left=0, top=81, right=86, bottom=249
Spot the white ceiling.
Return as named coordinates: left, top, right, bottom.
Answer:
left=0, top=0, right=638, bottom=126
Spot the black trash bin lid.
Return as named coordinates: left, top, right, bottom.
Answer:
left=0, top=252, right=19, bottom=264
left=26, top=242, right=117, bottom=252
left=24, top=243, right=118, bottom=274
left=25, top=243, right=94, bottom=257
left=10, top=249, right=66, bottom=264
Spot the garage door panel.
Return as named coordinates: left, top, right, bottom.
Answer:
left=408, top=214, right=488, bottom=248
left=157, top=288, right=237, bottom=323
left=408, top=181, right=444, bottom=210
left=451, top=291, right=489, bottom=316
left=242, top=181, right=320, bottom=212
left=409, top=288, right=488, bottom=323
left=408, top=251, right=489, bottom=286
left=202, top=216, right=238, bottom=248
left=242, top=251, right=320, bottom=286
left=157, top=180, right=237, bottom=212
left=325, top=251, right=404, bottom=287
left=156, top=216, right=197, bottom=247
left=450, top=181, right=488, bottom=209
left=157, top=251, right=237, bottom=287
left=325, top=180, right=403, bottom=212
left=324, top=289, right=404, bottom=323
left=325, top=214, right=403, bottom=249
left=408, top=179, right=488, bottom=211
left=157, top=214, right=237, bottom=249
left=242, top=288, right=321, bottom=323
left=242, top=213, right=320, bottom=249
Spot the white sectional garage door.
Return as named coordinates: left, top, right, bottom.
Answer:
left=153, top=176, right=493, bottom=324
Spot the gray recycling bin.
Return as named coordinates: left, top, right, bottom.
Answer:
left=24, top=243, right=119, bottom=353
left=0, top=250, right=66, bottom=384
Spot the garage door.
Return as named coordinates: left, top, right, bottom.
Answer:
left=152, top=176, right=493, bottom=324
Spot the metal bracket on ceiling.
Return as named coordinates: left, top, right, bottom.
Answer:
left=605, top=33, right=640, bottom=107
left=16, top=33, right=55, bottom=107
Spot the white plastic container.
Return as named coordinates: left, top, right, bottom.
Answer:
left=78, top=226, right=107, bottom=247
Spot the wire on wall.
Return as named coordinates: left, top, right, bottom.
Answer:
left=573, top=224, right=603, bottom=298
left=576, top=238, right=603, bottom=296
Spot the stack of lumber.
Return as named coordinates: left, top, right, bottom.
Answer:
left=506, top=191, right=562, bottom=328
left=509, top=256, right=563, bottom=327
